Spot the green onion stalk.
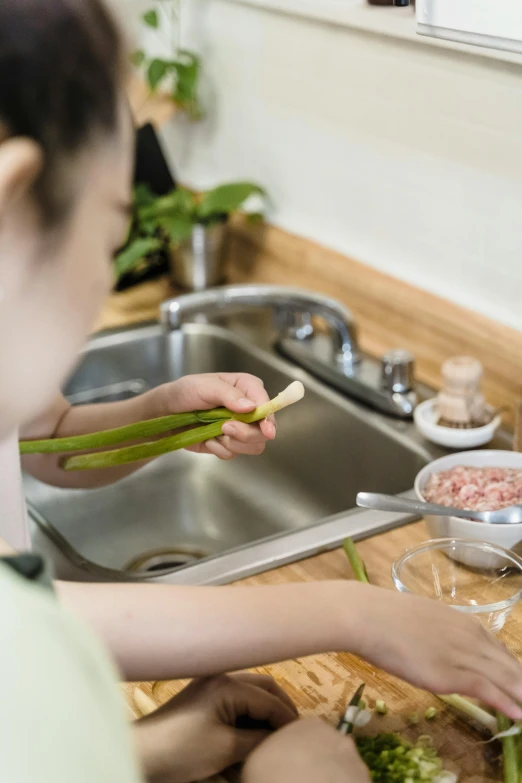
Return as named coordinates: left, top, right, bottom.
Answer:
left=19, top=381, right=305, bottom=471
left=343, top=537, right=370, bottom=583
left=497, top=714, right=519, bottom=783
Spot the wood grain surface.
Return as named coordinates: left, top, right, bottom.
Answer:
left=122, top=521, right=522, bottom=782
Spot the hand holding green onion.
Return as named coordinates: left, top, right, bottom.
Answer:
left=20, top=381, right=305, bottom=471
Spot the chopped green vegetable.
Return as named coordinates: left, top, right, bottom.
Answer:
left=408, top=713, right=420, bottom=726
left=425, top=707, right=438, bottom=721
left=376, top=700, right=388, bottom=715
left=356, top=734, right=449, bottom=783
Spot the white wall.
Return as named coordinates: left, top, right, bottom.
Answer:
left=121, top=0, right=522, bottom=331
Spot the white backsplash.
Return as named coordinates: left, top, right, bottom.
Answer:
left=120, top=0, right=522, bottom=331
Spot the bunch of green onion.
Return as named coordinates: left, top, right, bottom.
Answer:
left=19, top=381, right=305, bottom=470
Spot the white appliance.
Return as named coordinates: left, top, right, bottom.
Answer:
left=415, top=0, right=522, bottom=54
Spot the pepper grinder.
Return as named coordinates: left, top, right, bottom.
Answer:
left=437, top=356, right=487, bottom=428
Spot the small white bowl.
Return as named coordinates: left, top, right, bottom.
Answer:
left=414, top=450, right=522, bottom=563
left=414, top=399, right=501, bottom=449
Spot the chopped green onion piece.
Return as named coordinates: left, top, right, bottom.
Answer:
left=408, top=713, right=420, bottom=726
left=425, top=707, right=438, bottom=721
left=356, top=733, right=450, bottom=782
left=375, top=700, right=388, bottom=715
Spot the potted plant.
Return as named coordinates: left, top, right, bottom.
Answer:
left=114, top=182, right=266, bottom=291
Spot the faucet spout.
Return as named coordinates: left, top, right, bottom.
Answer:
left=161, top=284, right=360, bottom=366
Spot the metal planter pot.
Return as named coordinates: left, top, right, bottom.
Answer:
left=169, top=223, right=227, bottom=291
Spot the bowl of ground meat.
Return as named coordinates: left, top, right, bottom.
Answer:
left=414, top=451, right=522, bottom=557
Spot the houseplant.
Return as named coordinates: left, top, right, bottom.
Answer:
left=132, top=2, right=203, bottom=120
left=114, top=181, right=266, bottom=291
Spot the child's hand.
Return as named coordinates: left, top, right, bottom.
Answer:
left=135, top=673, right=297, bottom=783
left=349, top=583, right=522, bottom=720
left=242, top=717, right=371, bottom=783
left=156, top=373, right=276, bottom=460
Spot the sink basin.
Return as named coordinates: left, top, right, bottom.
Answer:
left=25, top=321, right=439, bottom=584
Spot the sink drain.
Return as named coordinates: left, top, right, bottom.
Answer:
left=125, top=546, right=208, bottom=576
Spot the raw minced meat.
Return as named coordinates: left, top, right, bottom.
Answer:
left=423, top=466, right=522, bottom=512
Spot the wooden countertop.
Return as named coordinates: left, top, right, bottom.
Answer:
left=123, top=520, right=522, bottom=782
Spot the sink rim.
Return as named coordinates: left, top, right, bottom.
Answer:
left=28, top=493, right=419, bottom=584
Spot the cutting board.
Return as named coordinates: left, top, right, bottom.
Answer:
left=124, top=522, right=522, bottom=782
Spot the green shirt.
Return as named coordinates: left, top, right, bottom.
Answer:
left=0, top=557, right=142, bottom=783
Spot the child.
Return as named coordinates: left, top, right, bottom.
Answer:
left=0, top=3, right=521, bottom=781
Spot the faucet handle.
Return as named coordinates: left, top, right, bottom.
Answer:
left=381, top=349, right=415, bottom=393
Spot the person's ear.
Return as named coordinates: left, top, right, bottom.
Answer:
left=0, top=138, right=43, bottom=215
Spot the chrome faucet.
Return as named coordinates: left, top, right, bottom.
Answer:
left=161, top=285, right=417, bottom=418
left=161, top=285, right=360, bottom=367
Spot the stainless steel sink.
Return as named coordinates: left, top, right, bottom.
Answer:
left=25, top=320, right=442, bottom=585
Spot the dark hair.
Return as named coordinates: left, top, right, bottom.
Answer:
left=0, top=0, right=125, bottom=221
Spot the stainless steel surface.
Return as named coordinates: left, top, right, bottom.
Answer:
left=357, top=492, right=522, bottom=525
left=169, top=224, right=227, bottom=291
left=381, top=350, right=415, bottom=393
left=24, top=320, right=440, bottom=584
left=278, top=335, right=418, bottom=419
left=162, top=285, right=418, bottom=418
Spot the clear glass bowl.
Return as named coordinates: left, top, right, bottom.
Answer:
left=392, top=538, right=522, bottom=634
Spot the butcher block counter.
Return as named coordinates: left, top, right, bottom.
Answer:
left=123, top=521, right=522, bottom=783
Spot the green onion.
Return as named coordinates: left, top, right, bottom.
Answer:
left=19, top=409, right=230, bottom=455
left=356, top=733, right=450, bottom=782
left=343, top=537, right=370, bottom=583
left=438, top=695, right=497, bottom=733
left=425, top=707, right=437, bottom=721
left=376, top=700, right=388, bottom=715
left=338, top=683, right=366, bottom=735
left=408, top=712, right=420, bottom=726
left=497, top=714, right=519, bottom=783
left=63, top=381, right=305, bottom=471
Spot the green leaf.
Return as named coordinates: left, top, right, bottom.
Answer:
left=130, top=49, right=146, bottom=68
left=198, top=182, right=266, bottom=219
left=160, top=215, right=194, bottom=246
left=246, top=212, right=264, bottom=224
left=169, top=51, right=202, bottom=118
left=142, top=9, right=159, bottom=28
left=133, top=183, right=156, bottom=208
left=139, top=188, right=196, bottom=221
left=114, top=237, right=163, bottom=279
left=147, top=58, right=169, bottom=91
